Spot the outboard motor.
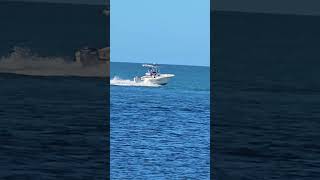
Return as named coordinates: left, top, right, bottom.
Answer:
left=75, top=47, right=99, bottom=66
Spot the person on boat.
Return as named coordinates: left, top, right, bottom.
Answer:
left=152, top=70, right=156, bottom=78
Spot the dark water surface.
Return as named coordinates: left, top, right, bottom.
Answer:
left=0, top=74, right=108, bottom=179
left=212, top=11, right=320, bottom=180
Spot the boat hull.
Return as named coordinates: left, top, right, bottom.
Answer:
left=140, top=74, right=174, bottom=85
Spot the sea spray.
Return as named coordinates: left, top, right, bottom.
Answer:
left=110, top=76, right=160, bottom=87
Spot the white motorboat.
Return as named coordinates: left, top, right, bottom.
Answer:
left=134, top=64, right=175, bottom=85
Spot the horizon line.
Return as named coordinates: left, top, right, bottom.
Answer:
left=1, top=0, right=108, bottom=6
left=111, top=61, right=210, bottom=68
left=212, top=9, right=320, bottom=17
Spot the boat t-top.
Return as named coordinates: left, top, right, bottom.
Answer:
left=134, top=64, right=175, bottom=85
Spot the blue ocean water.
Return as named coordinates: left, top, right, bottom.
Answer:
left=213, top=11, right=320, bottom=180
left=110, top=62, right=210, bottom=179
left=0, top=1, right=108, bottom=179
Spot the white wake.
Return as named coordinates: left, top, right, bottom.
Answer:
left=0, top=47, right=107, bottom=77
left=110, top=76, right=160, bottom=87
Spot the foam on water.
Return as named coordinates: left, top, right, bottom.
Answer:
left=0, top=47, right=107, bottom=77
left=110, top=76, right=160, bottom=87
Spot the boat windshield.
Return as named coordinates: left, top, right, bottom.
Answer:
left=143, top=64, right=160, bottom=76
left=147, top=67, right=159, bottom=75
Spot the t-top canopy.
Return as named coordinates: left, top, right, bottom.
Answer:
left=142, top=64, right=159, bottom=68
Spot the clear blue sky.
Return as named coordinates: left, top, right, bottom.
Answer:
left=111, top=0, right=210, bottom=66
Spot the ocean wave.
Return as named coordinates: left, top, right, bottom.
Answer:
left=110, top=76, right=160, bottom=87
left=0, top=47, right=107, bottom=77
